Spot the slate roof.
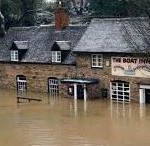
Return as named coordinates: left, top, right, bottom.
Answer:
left=0, top=17, right=149, bottom=65
left=74, top=17, right=149, bottom=53
left=0, top=25, right=87, bottom=64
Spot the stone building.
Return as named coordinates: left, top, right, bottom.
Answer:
left=0, top=3, right=149, bottom=103
left=73, top=18, right=150, bottom=104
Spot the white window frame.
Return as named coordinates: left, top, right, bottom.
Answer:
left=48, top=78, right=59, bottom=96
left=17, top=77, right=26, bottom=91
left=52, top=51, right=61, bottom=63
left=110, top=81, right=130, bottom=102
left=11, top=50, right=18, bottom=61
left=91, top=54, right=103, bottom=68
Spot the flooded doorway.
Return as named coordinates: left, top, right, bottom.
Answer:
left=61, top=78, right=99, bottom=100
left=77, top=84, right=84, bottom=99
left=139, top=85, right=150, bottom=104
left=145, top=89, right=150, bottom=103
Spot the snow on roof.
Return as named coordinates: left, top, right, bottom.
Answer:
left=13, top=41, right=28, bottom=50
left=56, top=41, right=70, bottom=51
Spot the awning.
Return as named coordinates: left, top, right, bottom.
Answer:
left=61, top=77, right=99, bottom=85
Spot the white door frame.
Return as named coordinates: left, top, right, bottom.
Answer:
left=139, top=85, right=150, bottom=104
left=73, top=83, right=87, bottom=101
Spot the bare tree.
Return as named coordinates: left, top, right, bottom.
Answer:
left=0, top=11, right=5, bottom=37
left=60, top=0, right=88, bottom=15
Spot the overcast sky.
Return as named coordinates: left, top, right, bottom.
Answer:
left=45, top=0, right=56, bottom=3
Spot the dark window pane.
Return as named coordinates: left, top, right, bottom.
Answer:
left=118, top=92, right=123, bottom=95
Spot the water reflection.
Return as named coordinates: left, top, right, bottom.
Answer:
left=110, top=101, right=132, bottom=119
left=0, top=89, right=150, bottom=146
left=69, top=100, right=87, bottom=117
left=48, top=93, right=60, bottom=105
left=139, top=104, right=146, bottom=119
left=110, top=101, right=148, bottom=120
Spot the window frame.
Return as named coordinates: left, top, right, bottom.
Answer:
left=91, top=54, right=103, bottom=68
left=52, top=51, right=61, bottom=63
left=48, top=78, right=59, bottom=96
left=110, top=81, right=130, bottom=102
left=11, top=50, right=18, bottom=61
left=16, top=75, right=27, bottom=91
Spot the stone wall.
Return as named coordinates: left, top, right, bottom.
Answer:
left=76, top=53, right=150, bottom=102
left=0, top=52, right=150, bottom=102
left=76, top=53, right=112, bottom=98
left=0, top=62, right=76, bottom=92
left=87, top=83, right=101, bottom=99
left=60, top=83, right=74, bottom=99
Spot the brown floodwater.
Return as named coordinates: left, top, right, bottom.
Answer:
left=0, top=89, right=150, bottom=146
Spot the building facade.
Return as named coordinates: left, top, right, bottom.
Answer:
left=73, top=18, right=150, bottom=104
left=0, top=5, right=149, bottom=104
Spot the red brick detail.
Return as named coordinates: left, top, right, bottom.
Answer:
left=55, top=8, right=69, bottom=31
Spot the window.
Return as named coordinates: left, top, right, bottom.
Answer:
left=92, top=54, right=103, bottom=67
left=11, top=50, right=18, bottom=61
left=110, top=81, right=130, bottom=102
left=68, top=86, right=74, bottom=96
left=52, top=51, right=61, bottom=63
left=16, top=75, right=27, bottom=91
left=48, top=78, right=59, bottom=96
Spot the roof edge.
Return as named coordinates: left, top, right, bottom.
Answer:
left=91, top=17, right=149, bottom=23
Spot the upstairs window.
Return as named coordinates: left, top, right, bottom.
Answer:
left=52, top=51, right=61, bottom=63
left=11, top=50, right=18, bottom=61
left=92, top=54, right=103, bottom=68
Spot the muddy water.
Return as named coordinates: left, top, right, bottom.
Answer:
left=0, top=89, right=150, bottom=146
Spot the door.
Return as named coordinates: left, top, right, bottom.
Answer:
left=77, top=84, right=84, bottom=100
left=145, top=89, right=150, bottom=104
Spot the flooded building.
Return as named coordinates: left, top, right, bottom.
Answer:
left=0, top=3, right=149, bottom=103
left=73, top=18, right=150, bottom=104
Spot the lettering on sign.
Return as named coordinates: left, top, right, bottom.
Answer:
left=112, top=57, right=150, bottom=78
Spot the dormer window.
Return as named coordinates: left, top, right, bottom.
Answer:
left=11, top=50, right=18, bottom=61
left=51, top=41, right=70, bottom=63
left=10, top=41, right=28, bottom=62
left=52, top=51, right=61, bottom=63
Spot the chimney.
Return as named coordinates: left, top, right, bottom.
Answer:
left=55, top=0, right=69, bottom=31
left=0, top=12, right=6, bottom=37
